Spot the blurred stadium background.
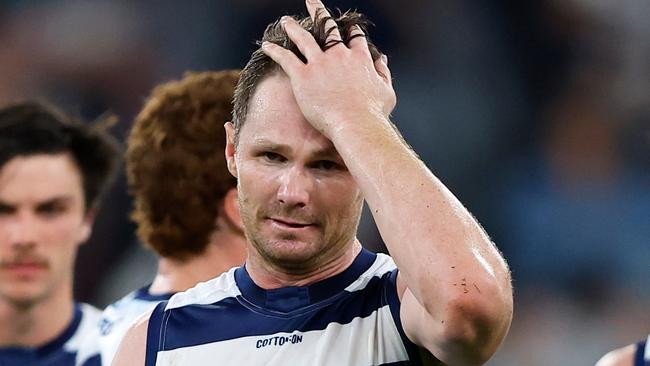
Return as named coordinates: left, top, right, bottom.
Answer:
left=1, top=1, right=648, bottom=364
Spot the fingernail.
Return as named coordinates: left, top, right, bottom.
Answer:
left=307, top=0, right=321, bottom=4
left=381, top=54, right=388, bottom=65
left=261, top=41, right=271, bottom=49
left=281, top=16, right=295, bottom=26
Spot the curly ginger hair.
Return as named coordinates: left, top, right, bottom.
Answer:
left=127, top=70, right=239, bottom=260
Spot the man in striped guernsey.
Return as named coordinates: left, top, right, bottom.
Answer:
left=114, top=1, right=514, bottom=365
left=98, top=70, right=248, bottom=366
left=0, top=102, right=120, bottom=366
left=596, top=335, right=650, bottom=366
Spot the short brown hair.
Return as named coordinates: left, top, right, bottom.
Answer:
left=232, top=10, right=381, bottom=142
left=0, top=102, right=120, bottom=212
left=127, top=70, right=240, bottom=260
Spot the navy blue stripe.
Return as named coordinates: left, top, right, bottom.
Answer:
left=0, top=304, right=100, bottom=366
left=145, top=301, right=167, bottom=366
left=635, top=340, right=648, bottom=366
left=80, top=354, right=101, bottom=366
left=384, top=269, right=428, bottom=365
left=0, top=348, right=76, bottom=366
left=161, top=272, right=396, bottom=351
left=135, top=285, right=174, bottom=302
left=236, top=248, right=377, bottom=311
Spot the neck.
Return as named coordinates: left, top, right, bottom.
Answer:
left=246, top=239, right=362, bottom=289
left=0, top=288, right=75, bottom=347
left=149, top=229, right=247, bottom=295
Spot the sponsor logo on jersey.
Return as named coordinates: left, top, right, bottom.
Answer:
left=255, top=334, right=304, bottom=349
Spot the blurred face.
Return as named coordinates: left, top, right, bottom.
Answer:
left=0, top=154, right=91, bottom=307
left=226, top=74, right=363, bottom=273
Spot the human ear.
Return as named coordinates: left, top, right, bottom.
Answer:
left=224, top=122, right=238, bottom=178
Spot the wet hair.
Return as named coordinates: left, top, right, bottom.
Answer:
left=0, top=102, right=120, bottom=212
left=127, top=70, right=240, bottom=260
left=232, top=9, right=381, bottom=143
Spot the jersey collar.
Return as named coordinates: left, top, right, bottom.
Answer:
left=235, top=248, right=376, bottom=313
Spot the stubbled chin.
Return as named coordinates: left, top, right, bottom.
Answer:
left=256, top=238, right=322, bottom=263
left=266, top=238, right=315, bottom=253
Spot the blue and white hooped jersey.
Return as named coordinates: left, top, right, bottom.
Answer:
left=98, top=286, right=173, bottom=366
left=145, top=249, right=429, bottom=365
left=636, top=334, right=650, bottom=366
left=0, top=303, right=101, bottom=366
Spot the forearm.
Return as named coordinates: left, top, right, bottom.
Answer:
left=333, top=114, right=512, bottom=331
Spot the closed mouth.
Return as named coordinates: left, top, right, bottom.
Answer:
left=3, top=262, right=47, bottom=268
left=270, top=218, right=314, bottom=228
left=1, top=258, right=48, bottom=270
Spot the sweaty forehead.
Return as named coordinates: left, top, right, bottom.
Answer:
left=246, top=74, right=302, bottom=123
left=241, top=74, right=332, bottom=150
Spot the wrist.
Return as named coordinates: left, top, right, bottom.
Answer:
left=326, top=108, right=392, bottom=140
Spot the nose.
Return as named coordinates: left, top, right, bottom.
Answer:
left=277, top=166, right=313, bottom=208
left=4, top=213, right=38, bottom=248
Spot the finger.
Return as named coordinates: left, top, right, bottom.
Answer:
left=305, top=0, right=342, bottom=44
left=281, top=16, right=321, bottom=61
left=348, top=25, right=370, bottom=57
left=261, top=41, right=304, bottom=78
left=374, top=54, right=392, bottom=86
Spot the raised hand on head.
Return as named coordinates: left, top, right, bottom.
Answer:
left=260, top=0, right=396, bottom=139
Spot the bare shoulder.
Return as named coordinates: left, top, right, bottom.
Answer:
left=595, top=344, right=637, bottom=366
left=111, top=310, right=153, bottom=366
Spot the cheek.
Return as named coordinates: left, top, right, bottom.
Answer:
left=0, top=221, right=10, bottom=248
left=318, top=179, right=361, bottom=205
left=43, top=219, right=83, bottom=273
left=317, top=182, right=363, bottom=221
left=238, top=166, right=278, bottom=202
left=41, top=216, right=86, bottom=248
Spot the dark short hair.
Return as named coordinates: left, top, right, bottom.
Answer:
left=0, top=102, right=121, bottom=212
left=232, top=10, right=381, bottom=143
left=127, top=70, right=240, bottom=260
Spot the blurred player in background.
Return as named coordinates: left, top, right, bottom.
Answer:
left=0, top=102, right=120, bottom=366
left=596, top=335, right=650, bottom=366
left=98, top=70, right=247, bottom=366
left=114, top=1, right=513, bottom=365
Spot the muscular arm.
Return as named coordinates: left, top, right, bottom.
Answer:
left=262, top=1, right=513, bottom=364
left=111, top=312, right=150, bottom=366
left=334, top=92, right=512, bottom=366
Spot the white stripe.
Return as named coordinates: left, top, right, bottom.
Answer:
left=166, top=267, right=240, bottom=310
left=644, top=333, right=650, bottom=360
left=156, top=305, right=408, bottom=366
left=167, top=253, right=398, bottom=311
left=66, top=303, right=102, bottom=366
left=100, top=296, right=163, bottom=366
left=345, top=253, right=397, bottom=293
